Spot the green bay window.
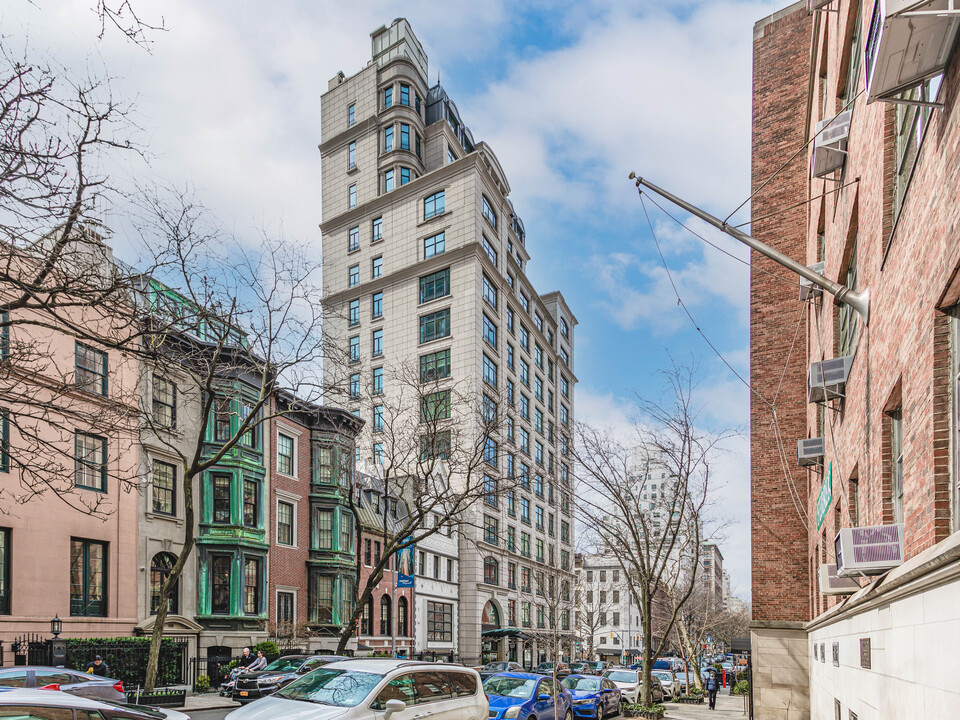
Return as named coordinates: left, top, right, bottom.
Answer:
left=244, top=557, right=261, bottom=615
left=315, top=509, right=333, bottom=549
left=311, top=573, right=333, bottom=624
left=314, top=444, right=339, bottom=484
left=243, top=478, right=259, bottom=528
left=212, top=474, right=231, bottom=524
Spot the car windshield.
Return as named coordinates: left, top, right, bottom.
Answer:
left=605, top=671, right=637, bottom=683
left=652, top=672, right=672, bottom=682
left=483, top=676, right=537, bottom=699
left=562, top=677, right=600, bottom=692
left=264, top=658, right=305, bottom=672
left=483, top=663, right=507, bottom=671
left=275, top=668, right=381, bottom=707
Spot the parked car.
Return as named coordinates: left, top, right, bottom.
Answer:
left=484, top=673, right=573, bottom=720
left=650, top=671, right=676, bottom=699
left=561, top=675, right=621, bottom=720
left=0, top=666, right=125, bottom=702
left=533, top=663, right=571, bottom=678
left=601, top=669, right=664, bottom=705
left=233, top=654, right=348, bottom=703
left=567, top=663, right=588, bottom=674
left=225, top=660, right=486, bottom=720
left=480, top=662, right=525, bottom=680
left=581, top=662, right=608, bottom=674
left=0, top=687, right=190, bottom=720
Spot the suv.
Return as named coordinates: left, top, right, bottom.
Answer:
left=233, top=654, right=347, bottom=703
left=225, top=659, right=486, bottom=720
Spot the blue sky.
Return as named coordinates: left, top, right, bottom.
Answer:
left=5, top=0, right=790, bottom=598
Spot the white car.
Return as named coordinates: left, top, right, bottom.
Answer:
left=0, top=687, right=191, bottom=720
left=225, top=659, right=486, bottom=720
left=650, top=671, right=676, bottom=699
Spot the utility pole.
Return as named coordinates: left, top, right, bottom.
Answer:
left=628, top=173, right=870, bottom=324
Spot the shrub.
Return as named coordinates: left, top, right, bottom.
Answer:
left=732, top=680, right=750, bottom=695
left=63, top=638, right=182, bottom=687
left=195, top=675, right=210, bottom=693
left=253, top=641, right=280, bottom=662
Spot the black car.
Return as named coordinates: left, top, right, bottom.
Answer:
left=233, top=654, right=347, bottom=702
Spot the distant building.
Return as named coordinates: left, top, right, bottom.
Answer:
left=412, top=513, right=460, bottom=661
left=701, top=543, right=724, bottom=613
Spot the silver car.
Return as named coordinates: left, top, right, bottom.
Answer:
left=0, top=687, right=190, bottom=720
left=0, top=666, right=125, bottom=702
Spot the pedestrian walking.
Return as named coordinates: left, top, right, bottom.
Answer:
left=85, top=655, right=109, bottom=677
left=706, top=669, right=719, bottom=710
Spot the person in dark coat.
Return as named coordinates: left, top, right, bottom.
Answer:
left=238, top=647, right=255, bottom=668
left=706, top=670, right=719, bottom=710
left=86, top=656, right=109, bottom=677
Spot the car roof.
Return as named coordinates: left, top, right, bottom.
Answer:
left=0, top=688, right=119, bottom=708
left=488, top=672, right=543, bottom=681
left=565, top=674, right=602, bottom=679
left=323, top=659, right=470, bottom=674
left=0, top=667, right=116, bottom=682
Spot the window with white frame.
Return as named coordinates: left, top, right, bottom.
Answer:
left=277, top=433, right=295, bottom=476
left=277, top=500, right=295, bottom=546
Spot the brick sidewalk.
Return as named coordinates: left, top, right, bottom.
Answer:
left=665, top=693, right=748, bottom=719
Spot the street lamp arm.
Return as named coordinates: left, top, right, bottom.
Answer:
left=628, top=173, right=870, bottom=325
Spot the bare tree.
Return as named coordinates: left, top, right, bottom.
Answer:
left=573, top=362, right=733, bottom=707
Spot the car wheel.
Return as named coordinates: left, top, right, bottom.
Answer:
left=565, top=711, right=573, bottom=720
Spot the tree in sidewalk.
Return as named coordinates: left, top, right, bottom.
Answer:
left=573, top=362, right=734, bottom=707
left=331, top=360, right=515, bottom=655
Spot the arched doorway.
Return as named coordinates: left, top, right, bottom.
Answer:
left=481, top=600, right=503, bottom=664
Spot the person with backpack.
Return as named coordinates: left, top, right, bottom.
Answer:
left=706, top=669, right=719, bottom=710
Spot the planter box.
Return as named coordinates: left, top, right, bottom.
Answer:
left=622, top=711, right=664, bottom=719
left=125, top=691, right=186, bottom=708
left=675, top=696, right=704, bottom=704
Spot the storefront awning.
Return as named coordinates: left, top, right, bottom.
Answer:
left=482, top=627, right=531, bottom=640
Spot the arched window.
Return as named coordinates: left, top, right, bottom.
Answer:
left=397, top=596, right=408, bottom=636
left=361, top=595, right=374, bottom=635
left=150, top=552, right=179, bottom=615
left=379, top=595, right=392, bottom=636
left=483, top=557, right=499, bottom=585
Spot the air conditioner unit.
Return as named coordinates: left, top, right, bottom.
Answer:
left=798, top=437, right=826, bottom=466
left=808, top=0, right=836, bottom=11
left=864, top=0, right=960, bottom=103
left=808, top=356, right=855, bottom=403
left=836, top=524, right=905, bottom=576
left=799, top=261, right=827, bottom=301
left=812, top=111, right=852, bottom=178
left=818, top=563, right=862, bottom=595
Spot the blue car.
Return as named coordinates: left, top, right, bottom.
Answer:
left=561, top=675, right=621, bottom=720
left=484, top=672, right=574, bottom=720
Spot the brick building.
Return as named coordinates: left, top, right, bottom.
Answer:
left=751, top=1, right=960, bottom=718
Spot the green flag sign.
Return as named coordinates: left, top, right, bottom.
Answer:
left=816, top=461, right=833, bottom=531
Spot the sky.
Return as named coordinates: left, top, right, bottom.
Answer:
left=4, top=0, right=792, bottom=601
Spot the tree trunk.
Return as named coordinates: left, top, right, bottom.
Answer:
left=640, top=588, right=653, bottom=707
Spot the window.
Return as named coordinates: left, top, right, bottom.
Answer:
left=890, top=408, right=904, bottom=524
left=384, top=126, right=394, bottom=151
left=277, top=590, right=294, bottom=627
left=384, top=169, right=394, bottom=192
left=372, top=217, right=383, bottom=243
left=277, top=501, right=294, bottom=545
left=243, top=478, right=259, bottom=527
left=484, top=475, right=499, bottom=507
left=238, top=398, right=261, bottom=450
left=482, top=275, right=498, bottom=308
left=152, top=376, right=176, bottom=429
left=506, top=307, right=514, bottom=334
left=373, top=405, right=384, bottom=432
left=484, top=557, right=499, bottom=584
left=520, top=292, right=529, bottom=313
left=75, top=432, right=106, bottom=491
left=152, top=460, right=176, bottom=515
left=420, top=268, right=450, bottom=303
left=484, top=515, right=499, bottom=545
left=420, top=349, right=451, bottom=382
left=244, top=557, right=261, bottom=614
left=397, top=596, right=408, bottom=636
left=349, top=337, right=360, bottom=365
left=520, top=360, right=529, bottom=386
left=75, top=342, right=107, bottom=395
left=0, top=528, right=8, bottom=614
left=380, top=595, right=392, bottom=636
left=309, top=573, right=333, bottom=623
left=560, top=318, right=568, bottom=338
left=420, top=431, right=451, bottom=460
left=372, top=329, right=383, bottom=357
left=348, top=184, right=357, bottom=209
left=315, top=509, right=333, bottom=549
left=400, top=123, right=410, bottom=151
left=348, top=103, right=355, bottom=126
left=420, top=309, right=451, bottom=343
left=373, top=366, right=384, bottom=395
left=424, top=191, right=445, bottom=219
left=894, top=76, right=939, bottom=220
left=561, top=405, right=569, bottom=426
left=70, top=538, right=106, bottom=616
left=424, top=231, right=445, bottom=258
left=372, top=258, right=383, bottom=282
left=211, top=473, right=231, bottom=523
left=536, top=539, right=544, bottom=563
left=521, top=498, right=530, bottom=524
left=348, top=141, right=356, bottom=170
left=561, top=520, right=569, bottom=543
left=340, top=512, right=354, bottom=552
left=506, top=379, right=515, bottom=406
left=535, top=408, right=544, bottom=433
left=507, top=344, right=515, bottom=370
left=349, top=226, right=360, bottom=252
left=483, top=354, right=498, bottom=386
left=561, top=376, right=569, bottom=397
left=149, top=552, right=178, bottom=615
left=842, top=2, right=863, bottom=106
left=421, top=390, right=451, bottom=422
left=349, top=264, right=360, bottom=287
left=519, top=324, right=530, bottom=351
left=371, top=292, right=383, bottom=320
left=559, top=347, right=569, bottom=365
left=520, top=395, right=530, bottom=420
left=483, top=394, right=498, bottom=423
left=483, top=314, right=498, bottom=348
left=427, top=601, right=453, bottom=642
left=349, top=299, right=360, bottom=327
left=400, top=167, right=411, bottom=185
left=482, top=195, right=497, bottom=228
left=484, top=437, right=498, bottom=467
left=837, top=236, right=859, bottom=356
left=482, top=235, right=498, bottom=266
left=535, top=506, right=544, bottom=531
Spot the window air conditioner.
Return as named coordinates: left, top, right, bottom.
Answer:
left=812, top=111, right=852, bottom=178
left=799, top=261, right=827, bottom=301
left=818, top=563, right=862, bottom=595
left=864, top=0, right=960, bottom=103
left=808, top=356, right=854, bottom=403
left=798, top=437, right=826, bottom=466
left=835, top=524, right=905, bottom=577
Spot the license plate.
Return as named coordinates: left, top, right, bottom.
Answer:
left=239, top=691, right=248, bottom=697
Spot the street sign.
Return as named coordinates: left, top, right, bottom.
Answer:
left=816, top=461, right=833, bottom=531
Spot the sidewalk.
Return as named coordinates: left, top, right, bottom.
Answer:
left=665, top=693, right=748, bottom=720
left=175, top=694, right=240, bottom=712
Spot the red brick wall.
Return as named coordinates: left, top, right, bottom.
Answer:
left=357, top=531, right=415, bottom=653
left=750, top=4, right=814, bottom=624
